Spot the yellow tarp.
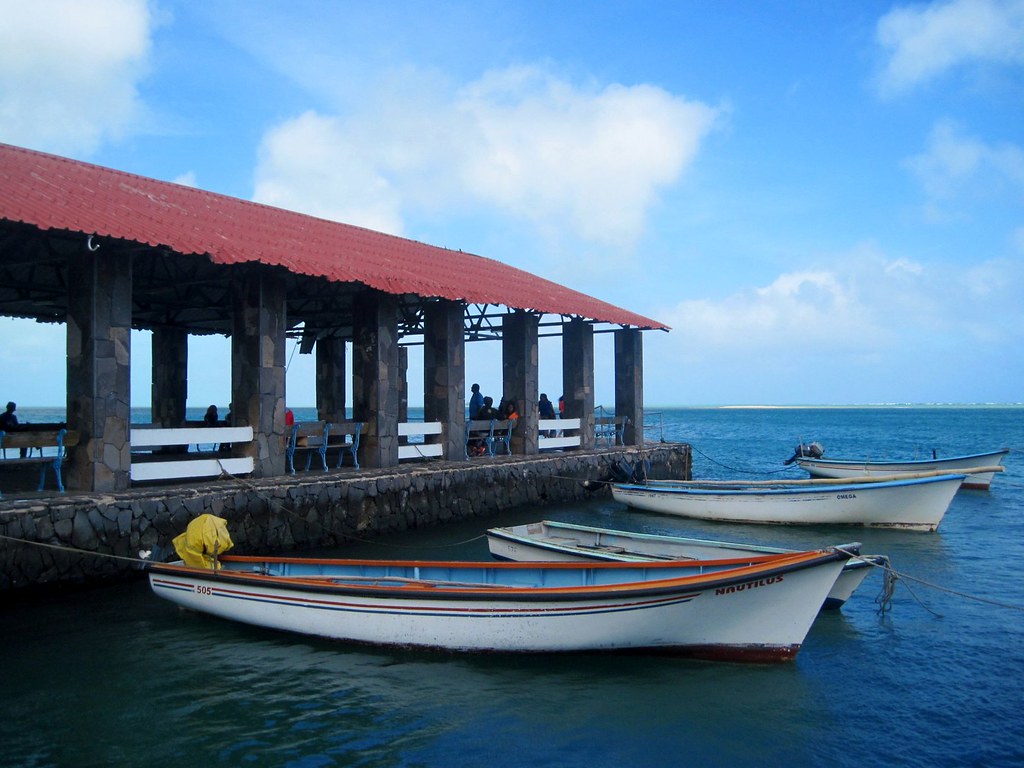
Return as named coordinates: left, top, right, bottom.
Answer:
left=172, top=514, right=234, bottom=569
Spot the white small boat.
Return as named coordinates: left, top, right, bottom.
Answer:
left=611, top=473, right=966, bottom=532
left=487, top=520, right=885, bottom=608
left=793, top=449, right=1008, bottom=490
left=149, top=546, right=853, bottom=662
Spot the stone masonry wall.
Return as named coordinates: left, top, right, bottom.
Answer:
left=0, top=445, right=690, bottom=593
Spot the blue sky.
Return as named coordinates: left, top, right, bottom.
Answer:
left=1, top=0, right=1022, bottom=408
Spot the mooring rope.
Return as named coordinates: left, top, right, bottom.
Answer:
left=833, top=545, right=1024, bottom=614
left=0, top=531, right=153, bottom=567
left=690, top=444, right=797, bottom=476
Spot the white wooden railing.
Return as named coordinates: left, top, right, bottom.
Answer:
left=398, top=421, right=444, bottom=460
left=538, top=418, right=581, bottom=450
left=130, top=426, right=255, bottom=481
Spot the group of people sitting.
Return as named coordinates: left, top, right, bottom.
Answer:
left=469, top=385, right=563, bottom=422
left=468, top=384, right=521, bottom=423
left=467, top=384, right=522, bottom=456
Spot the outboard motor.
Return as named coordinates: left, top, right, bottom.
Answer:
left=608, top=457, right=651, bottom=484
left=784, top=441, right=824, bottom=465
left=583, top=457, right=652, bottom=491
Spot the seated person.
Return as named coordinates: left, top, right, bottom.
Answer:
left=0, top=401, right=27, bottom=457
left=502, top=400, right=519, bottom=423
left=475, top=396, right=499, bottom=421
left=0, top=401, right=20, bottom=432
left=469, top=396, right=498, bottom=455
left=203, top=405, right=219, bottom=426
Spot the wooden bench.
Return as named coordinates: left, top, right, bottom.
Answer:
left=538, top=417, right=582, bottom=450
left=465, top=419, right=496, bottom=458
left=286, top=421, right=332, bottom=473
left=464, top=419, right=516, bottom=457
left=325, top=421, right=364, bottom=469
left=491, top=419, right=516, bottom=455
left=0, top=428, right=79, bottom=495
left=398, top=421, right=444, bottom=461
left=595, top=416, right=629, bottom=447
left=130, top=426, right=255, bottom=482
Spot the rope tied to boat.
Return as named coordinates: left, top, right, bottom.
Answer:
left=832, top=545, right=1024, bottom=615
left=876, top=557, right=897, bottom=614
left=691, top=444, right=798, bottom=475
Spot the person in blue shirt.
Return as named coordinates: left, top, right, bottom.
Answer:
left=468, top=383, right=484, bottom=419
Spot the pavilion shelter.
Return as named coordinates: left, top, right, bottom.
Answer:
left=0, top=143, right=668, bottom=492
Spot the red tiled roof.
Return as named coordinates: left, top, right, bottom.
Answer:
left=0, top=142, right=667, bottom=330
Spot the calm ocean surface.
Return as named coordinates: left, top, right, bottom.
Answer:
left=3, top=406, right=1023, bottom=767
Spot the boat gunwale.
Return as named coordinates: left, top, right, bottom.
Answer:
left=148, top=547, right=852, bottom=602
left=614, top=473, right=967, bottom=496
left=488, top=521, right=884, bottom=569
left=795, top=449, right=1008, bottom=469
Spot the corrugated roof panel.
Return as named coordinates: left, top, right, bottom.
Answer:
left=0, top=143, right=668, bottom=330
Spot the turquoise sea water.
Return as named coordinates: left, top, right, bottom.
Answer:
left=3, top=406, right=1023, bottom=767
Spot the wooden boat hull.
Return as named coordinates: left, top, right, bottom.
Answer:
left=610, top=474, right=965, bottom=532
left=795, top=449, right=1008, bottom=490
left=486, top=520, right=882, bottom=608
left=148, top=550, right=850, bottom=662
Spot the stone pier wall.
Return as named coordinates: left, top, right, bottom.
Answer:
left=0, top=445, right=690, bottom=593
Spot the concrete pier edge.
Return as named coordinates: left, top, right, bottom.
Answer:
left=0, top=445, right=690, bottom=593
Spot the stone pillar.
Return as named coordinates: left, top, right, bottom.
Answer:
left=352, top=290, right=399, bottom=468
left=231, top=267, right=288, bottom=477
left=562, top=318, right=595, bottom=449
left=501, top=311, right=539, bottom=454
left=614, top=328, right=644, bottom=446
left=151, top=327, right=188, bottom=426
left=66, top=247, right=132, bottom=491
left=398, top=346, right=408, bottom=427
left=423, top=300, right=466, bottom=460
left=315, top=337, right=346, bottom=421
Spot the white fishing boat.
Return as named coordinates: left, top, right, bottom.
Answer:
left=792, top=449, right=1008, bottom=490
left=486, top=520, right=884, bottom=608
left=610, top=473, right=966, bottom=532
left=148, top=517, right=854, bottom=662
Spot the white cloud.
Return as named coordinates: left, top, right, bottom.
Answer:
left=254, top=111, right=407, bottom=236
left=658, top=243, right=1023, bottom=360
left=0, top=0, right=153, bottom=155
left=875, top=0, right=1024, bottom=96
left=454, top=68, right=716, bottom=246
left=905, top=120, right=1024, bottom=209
left=252, top=66, right=717, bottom=253
left=648, top=245, right=1024, bottom=403
left=661, top=261, right=885, bottom=354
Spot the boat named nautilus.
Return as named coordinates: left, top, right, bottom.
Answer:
left=148, top=516, right=855, bottom=662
